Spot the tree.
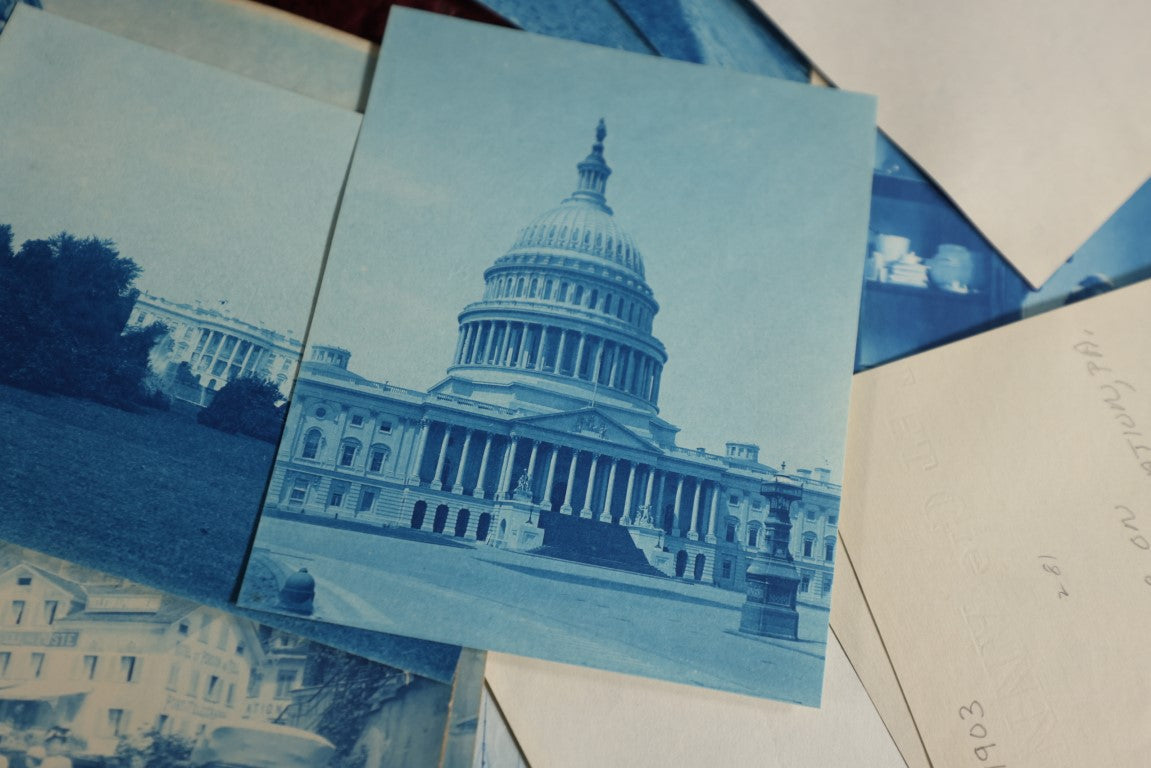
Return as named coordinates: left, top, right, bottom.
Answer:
left=197, top=375, right=286, bottom=443
left=0, top=228, right=165, bottom=405
left=114, top=728, right=194, bottom=768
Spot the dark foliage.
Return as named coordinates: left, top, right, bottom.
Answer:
left=290, top=641, right=407, bottom=766
left=114, top=728, right=194, bottom=767
left=0, top=227, right=164, bottom=407
left=197, top=375, right=286, bottom=443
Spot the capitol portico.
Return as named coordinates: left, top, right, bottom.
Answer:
left=263, top=122, right=840, bottom=606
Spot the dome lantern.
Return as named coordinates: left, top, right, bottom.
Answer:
left=566, top=119, right=613, bottom=213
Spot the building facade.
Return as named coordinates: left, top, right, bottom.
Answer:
left=126, top=292, right=302, bottom=405
left=0, top=562, right=266, bottom=757
left=263, top=122, right=841, bottom=606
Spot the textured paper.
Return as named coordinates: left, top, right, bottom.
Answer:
left=41, top=0, right=375, bottom=111
left=831, top=540, right=931, bottom=768
left=485, top=637, right=907, bottom=768
left=752, top=0, right=1151, bottom=288
left=841, top=280, right=1151, bottom=767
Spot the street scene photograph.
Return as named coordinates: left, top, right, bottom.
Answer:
left=0, top=542, right=469, bottom=768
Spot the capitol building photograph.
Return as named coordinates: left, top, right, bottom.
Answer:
left=261, top=122, right=843, bottom=600
left=242, top=7, right=875, bottom=704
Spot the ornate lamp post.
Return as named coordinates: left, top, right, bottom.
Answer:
left=739, top=474, right=803, bottom=639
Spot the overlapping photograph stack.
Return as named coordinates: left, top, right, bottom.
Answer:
left=3, top=2, right=1150, bottom=767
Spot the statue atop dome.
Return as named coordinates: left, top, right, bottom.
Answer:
left=568, top=119, right=613, bottom=212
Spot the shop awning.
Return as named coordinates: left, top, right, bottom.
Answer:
left=0, top=680, right=92, bottom=700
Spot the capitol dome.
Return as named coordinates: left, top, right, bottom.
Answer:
left=506, top=197, right=645, bottom=279
left=444, top=120, right=669, bottom=415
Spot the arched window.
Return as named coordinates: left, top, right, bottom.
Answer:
left=301, top=429, right=322, bottom=460
left=557, top=282, right=569, bottom=302
left=543, top=279, right=553, bottom=300
left=572, top=285, right=584, bottom=305
left=455, top=509, right=470, bottom=537
left=529, top=278, right=539, bottom=298
left=747, top=524, right=759, bottom=549
left=802, top=532, right=817, bottom=558
left=367, top=444, right=391, bottom=473
left=588, top=289, right=598, bottom=310
left=604, top=294, right=613, bottom=315
left=515, top=277, right=525, bottom=297
left=824, top=536, right=836, bottom=562
left=338, top=439, right=361, bottom=468
left=725, top=522, right=736, bottom=543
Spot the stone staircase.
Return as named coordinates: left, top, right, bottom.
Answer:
left=534, top=511, right=667, bottom=578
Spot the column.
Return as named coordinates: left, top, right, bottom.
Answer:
left=499, top=321, right=513, bottom=366
left=542, top=445, right=558, bottom=511
left=236, top=341, right=255, bottom=376
left=452, top=429, right=473, bottom=494
left=555, top=330, right=568, bottom=374
left=640, top=466, right=655, bottom=525
left=406, top=419, right=430, bottom=483
left=512, top=322, right=524, bottom=366
left=580, top=454, right=599, bottom=518
left=560, top=449, right=580, bottom=514
left=608, top=343, right=621, bottom=387
left=591, top=338, right=605, bottom=384
left=518, top=324, right=532, bottom=368
left=654, top=471, right=667, bottom=529
left=598, top=458, right=618, bottom=523
left=386, top=419, right=410, bottom=476
left=524, top=440, right=540, bottom=500
left=473, top=434, right=493, bottom=499
left=672, top=475, right=685, bottom=535
left=453, top=326, right=466, bottom=365
left=482, top=321, right=495, bottom=364
left=651, top=365, right=663, bottom=402
left=534, top=325, right=547, bottom=371
left=471, top=323, right=484, bottom=364
left=433, top=426, right=452, bottom=491
left=706, top=482, right=721, bottom=543
left=500, top=436, right=519, bottom=499
left=460, top=323, right=474, bottom=364
left=627, top=349, right=638, bottom=393
left=687, top=478, right=702, bottom=540
left=621, top=462, right=637, bottom=524
left=465, top=324, right=477, bottom=362
left=573, top=333, right=587, bottom=379
left=739, top=495, right=751, bottom=542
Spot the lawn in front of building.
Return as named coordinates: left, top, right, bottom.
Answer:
left=0, top=382, right=274, bottom=602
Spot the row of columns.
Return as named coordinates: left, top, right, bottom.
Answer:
left=482, top=271, right=653, bottom=332
left=406, top=419, right=723, bottom=539
left=190, top=328, right=266, bottom=382
left=453, top=319, right=663, bottom=404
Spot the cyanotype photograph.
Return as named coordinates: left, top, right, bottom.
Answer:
left=239, top=9, right=875, bottom=705
left=0, top=7, right=460, bottom=682
left=474, top=1, right=1151, bottom=372
left=0, top=542, right=470, bottom=768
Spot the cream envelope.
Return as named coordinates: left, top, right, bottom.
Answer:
left=840, top=280, right=1151, bottom=767
left=831, top=540, right=931, bottom=768
left=484, top=636, right=907, bottom=768
left=751, top=0, right=1151, bottom=288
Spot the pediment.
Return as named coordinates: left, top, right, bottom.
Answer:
left=512, top=407, right=657, bottom=453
